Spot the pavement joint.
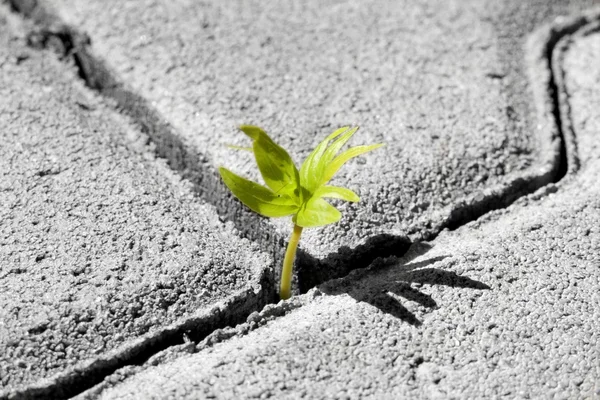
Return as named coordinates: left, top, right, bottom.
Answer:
left=1, top=278, right=272, bottom=400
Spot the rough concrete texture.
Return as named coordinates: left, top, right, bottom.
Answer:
left=0, top=8, right=270, bottom=397
left=80, top=23, right=600, bottom=400
left=31, top=0, right=599, bottom=270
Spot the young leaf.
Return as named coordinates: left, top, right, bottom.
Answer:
left=252, top=138, right=300, bottom=197
left=239, top=125, right=300, bottom=198
left=293, top=196, right=341, bottom=228
left=323, top=143, right=384, bottom=184
left=219, top=167, right=299, bottom=217
left=313, top=185, right=360, bottom=202
left=226, top=144, right=253, bottom=151
left=299, top=126, right=350, bottom=193
left=320, top=127, right=359, bottom=177
left=238, top=125, right=268, bottom=141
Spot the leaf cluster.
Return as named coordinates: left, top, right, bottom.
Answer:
left=219, top=126, right=383, bottom=228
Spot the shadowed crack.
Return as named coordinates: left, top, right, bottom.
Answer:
left=3, top=0, right=600, bottom=398
left=0, top=273, right=274, bottom=400
left=320, top=244, right=491, bottom=326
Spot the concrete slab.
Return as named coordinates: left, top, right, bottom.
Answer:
left=80, top=17, right=600, bottom=399
left=0, top=8, right=271, bottom=398
left=12, top=0, right=599, bottom=287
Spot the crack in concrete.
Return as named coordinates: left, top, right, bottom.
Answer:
left=1, top=275, right=273, bottom=400
left=3, top=0, right=599, bottom=398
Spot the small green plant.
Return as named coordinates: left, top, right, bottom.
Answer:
left=220, top=125, right=383, bottom=300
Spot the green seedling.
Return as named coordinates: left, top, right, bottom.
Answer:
left=220, top=125, right=383, bottom=300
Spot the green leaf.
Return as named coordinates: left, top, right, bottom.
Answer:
left=239, top=125, right=301, bottom=198
left=226, top=144, right=253, bottom=151
left=299, top=126, right=350, bottom=193
left=238, top=125, right=266, bottom=141
left=219, top=167, right=299, bottom=218
left=252, top=139, right=299, bottom=197
left=313, top=185, right=360, bottom=202
left=320, top=127, right=358, bottom=177
left=323, top=143, right=384, bottom=184
left=293, top=197, right=341, bottom=228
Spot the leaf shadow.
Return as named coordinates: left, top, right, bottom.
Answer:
left=296, top=233, right=414, bottom=293
left=319, top=243, right=491, bottom=326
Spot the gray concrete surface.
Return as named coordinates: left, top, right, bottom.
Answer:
left=31, top=0, right=599, bottom=273
left=0, top=8, right=271, bottom=398
left=2, top=1, right=600, bottom=398
left=77, top=21, right=600, bottom=400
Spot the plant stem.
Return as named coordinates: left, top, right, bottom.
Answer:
left=280, top=224, right=303, bottom=300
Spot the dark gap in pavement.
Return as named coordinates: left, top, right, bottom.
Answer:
left=545, top=18, right=586, bottom=180
left=296, top=234, right=413, bottom=293
left=550, top=61, right=571, bottom=183
left=440, top=11, right=598, bottom=232
left=5, top=0, right=592, bottom=398
left=439, top=73, right=564, bottom=231
left=2, top=274, right=274, bottom=400
left=441, top=174, right=554, bottom=232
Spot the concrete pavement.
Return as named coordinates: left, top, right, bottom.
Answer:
left=77, top=17, right=600, bottom=399
left=0, top=0, right=599, bottom=398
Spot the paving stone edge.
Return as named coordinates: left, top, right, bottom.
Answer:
left=0, top=268, right=273, bottom=400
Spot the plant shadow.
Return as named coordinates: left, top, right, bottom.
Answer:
left=319, top=243, right=491, bottom=326
left=296, top=233, right=413, bottom=293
